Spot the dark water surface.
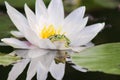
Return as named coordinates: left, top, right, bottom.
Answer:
left=0, top=63, right=120, bottom=80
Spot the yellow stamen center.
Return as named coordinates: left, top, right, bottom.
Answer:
left=40, top=25, right=62, bottom=39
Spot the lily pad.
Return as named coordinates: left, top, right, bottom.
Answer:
left=72, top=43, right=120, bottom=75
left=0, top=53, right=20, bottom=66
left=0, top=14, right=16, bottom=39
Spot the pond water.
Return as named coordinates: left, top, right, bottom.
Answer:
left=0, top=46, right=120, bottom=80
left=0, top=0, right=120, bottom=80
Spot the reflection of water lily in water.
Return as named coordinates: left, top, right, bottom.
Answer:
left=1, top=0, right=105, bottom=80
left=8, top=49, right=86, bottom=80
left=8, top=49, right=58, bottom=80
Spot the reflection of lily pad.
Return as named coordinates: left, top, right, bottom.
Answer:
left=72, top=43, right=120, bottom=75
left=0, top=14, right=16, bottom=39
left=0, top=53, right=20, bottom=66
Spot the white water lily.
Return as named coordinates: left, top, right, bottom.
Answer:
left=1, top=0, right=105, bottom=80
left=1, top=0, right=104, bottom=51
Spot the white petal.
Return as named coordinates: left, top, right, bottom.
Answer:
left=36, top=0, right=48, bottom=27
left=65, top=17, right=88, bottom=37
left=38, top=50, right=56, bottom=67
left=71, top=42, right=94, bottom=52
left=26, top=58, right=38, bottom=80
left=5, top=2, right=56, bottom=49
left=70, top=23, right=105, bottom=46
left=38, top=39, right=56, bottom=49
left=14, top=49, right=53, bottom=80
left=15, top=50, right=29, bottom=58
left=50, top=61, right=65, bottom=80
left=24, top=4, right=40, bottom=35
left=71, top=46, right=88, bottom=52
left=27, top=48, right=50, bottom=58
left=1, top=38, right=30, bottom=49
left=36, top=0, right=47, bottom=17
left=37, top=50, right=57, bottom=80
left=0, top=42, right=8, bottom=46
left=7, top=59, right=30, bottom=80
left=72, top=65, right=87, bottom=72
left=5, top=2, right=28, bottom=33
left=48, top=0, right=64, bottom=27
left=85, top=42, right=95, bottom=47
left=37, top=62, right=49, bottom=80
left=66, top=57, right=88, bottom=72
left=26, top=49, right=56, bottom=80
left=65, top=6, right=85, bottom=20
left=63, top=7, right=88, bottom=33
left=5, top=2, right=40, bottom=46
left=10, top=31, right=24, bottom=38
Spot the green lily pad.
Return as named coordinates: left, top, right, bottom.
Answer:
left=72, top=43, right=120, bottom=75
left=0, top=14, right=16, bottom=39
left=0, top=53, right=20, bottom=66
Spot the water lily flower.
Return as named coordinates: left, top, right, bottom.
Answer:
left=1, top=0, right=104, bottom=51
left=1, top=0, right=105, bottom=80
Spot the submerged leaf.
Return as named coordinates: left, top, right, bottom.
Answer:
left=0, top=53, right=20, bottom=66
left=72, top=43, right=120, bottom=75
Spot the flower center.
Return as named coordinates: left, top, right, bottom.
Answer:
left=40, top=25, right=71, bottom=47
left=48, top=34, right=70, bottom=47
left=40, top=25, right=62, bottom=39
left=40, top=25, right=71, bottom=63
